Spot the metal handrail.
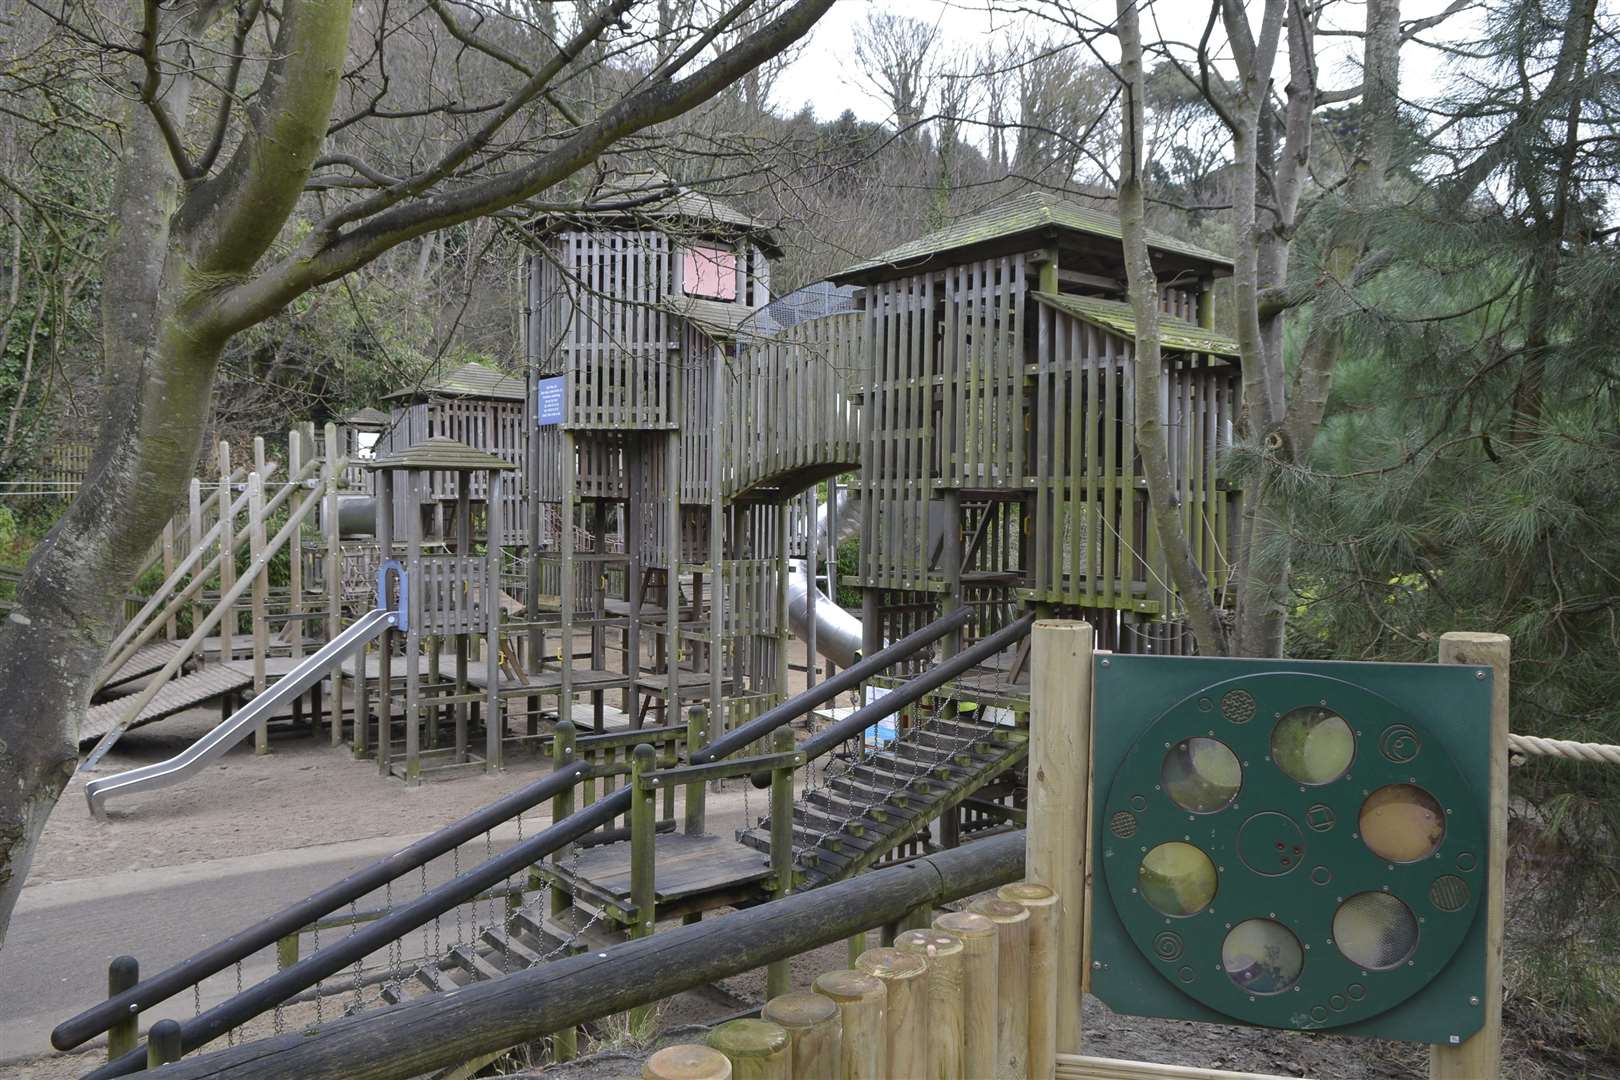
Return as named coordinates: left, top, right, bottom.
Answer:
left=54, top=762, right=585, bottom=1052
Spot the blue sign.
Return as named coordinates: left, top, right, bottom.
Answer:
left=535, top=376, right=565, bottom=427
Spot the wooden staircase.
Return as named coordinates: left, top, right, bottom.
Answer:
left=737, top=709, right=1028, bottom=890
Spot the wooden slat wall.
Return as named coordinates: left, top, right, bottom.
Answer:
left=725, top=312, right=861, bottom=499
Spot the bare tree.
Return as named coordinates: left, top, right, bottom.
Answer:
left=0, top=0, right=835, bottom=946
left=852, top=10, right=939, bottom=135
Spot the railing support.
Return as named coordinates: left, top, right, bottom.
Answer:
left=147, top=1019, right=182, bottom=1067
left=683, top=707, right=708, bottom=836
left=106, top=957, right=138, bottom=1062
left=629, top=743, right=658, bottom=1033
left=766, top=726, right=797, bottom=999
left=549, top=720, right=578, bottom=1062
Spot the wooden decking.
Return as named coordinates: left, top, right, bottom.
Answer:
left=100, top=640, right=185, bottom=690
left=538, top=832, right=773, bottom=925
left=80, top=664, right=253, bottom=745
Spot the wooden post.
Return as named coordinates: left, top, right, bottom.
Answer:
left=277, top=930, right=300, bottom=970
left=323, top=423, right=344, bottom=746
left=485, top=471, right=504, bottom=770
left=812, top=969, right=885, bottom=1080
left=685, top=706, right=708, bottom=835
left=189, top=477, right=204, bottom=641
left=970, top=897, right=1030, bottom=1080
left=287, top=431, right=305, bottom=668
left=550, top=719, right=577, bottom=1061
left=855, top=947, right=929, bottom=1079
left=643, top=1045, right=732, bottom=1080
left=218, top=443, right=235, bottom=663
left=375, top=468, right=394, bottom=775
left=708, top=1018, right=790, bottom=1080
left=161, top=522, right=176, bottom=640
left=106, top=956, right=138, bottom=1062
left=1026, top=619, right=1093, bottom=1052
left=896, top=928, right=965, bottom=1080
left=249, top=472, right=269, bottom=753
left=999, top=882, right=1059, bottom=1080
left=1430, top=632, right=1510, bottom=1080
left=934, top=910, right=997, bottom=1079
left=766, top=725, right=797, bottom=998
left=147, top=1018, right=183, bottom=1066
left=629, top=742, right=658, bottom=1033
left=761, top=991, right=841, bottom=1080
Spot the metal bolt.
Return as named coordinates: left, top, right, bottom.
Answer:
left=1475, top=670, right=1486, bottom=680
left=1092, top=960, right=1102, bottom=970
left=1101, top=658, right=1111, bottom=667
left=1469, top=996, right=1480, bottom=1006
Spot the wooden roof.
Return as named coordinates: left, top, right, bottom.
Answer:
left=366, top=437, right=517, bottom=472
left=665, top=296, right=755, bottom=344
left=1035, top=292, right=1241, bottom=359
left=830, top=191, right=1231, bottom=283
left=530, top=172, right=783, bottom=256
left=384, top=361, right=524, bottom=403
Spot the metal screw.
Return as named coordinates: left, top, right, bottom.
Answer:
left=1092, top=960, right=1103, bottom=970
left=1469, top=996, right=1480, bottom=1006
left=1101, top=658, right=1111, bottom=667
left=1475, top=670, right=1486, bottom=680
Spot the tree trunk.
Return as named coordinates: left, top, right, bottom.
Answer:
left=1114, top=0, right=1228, bottom=656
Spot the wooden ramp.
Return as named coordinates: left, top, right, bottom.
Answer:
left=99, top=640, right=185, bottom=691
left=80, top=665, right=253, bottom=746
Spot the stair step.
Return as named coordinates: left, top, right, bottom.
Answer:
left=414, top=963, right=457, bottom=994
left=451, top=943, right=508, bottom=982
left=795, top=803, right=867, bottom=837
left=482, top=928, right=543, bottom=967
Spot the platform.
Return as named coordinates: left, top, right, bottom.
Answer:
left=538, top=832, right=773, bottom=925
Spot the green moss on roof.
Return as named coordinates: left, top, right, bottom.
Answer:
left=1035, top=292, right=1241, bottom=359
left=384, top=361, right=524, bottom=402
left=367, top=437, right=516, bottom=472
left=537, top=172, right=782, bottom=256
left=831, top=192, right=1230, bottom=281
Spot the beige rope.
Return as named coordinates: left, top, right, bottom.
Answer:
left=1508, top=733, right=1620, bottom=766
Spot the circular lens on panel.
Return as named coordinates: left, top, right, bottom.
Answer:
left=1333, top=892, right=1420, bottom=970
left=1137, top=842, right=1218, bottom=917
left=1270, top=707, right=1355, bottom=785
left=1359, top=784, right=1447, bottom=863
left=1162, top=737, right=1242, bottom=814
left=1221, top=919, right=1304, bottom=995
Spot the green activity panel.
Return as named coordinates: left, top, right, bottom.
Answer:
left=1091, top=656, right=1492, bottom=1045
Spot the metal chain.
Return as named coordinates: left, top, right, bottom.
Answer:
left=350, top=900, right=364, bottom=1012
left=313, top=919, right=323, bottom=1025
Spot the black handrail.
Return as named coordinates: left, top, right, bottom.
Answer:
left=52, top=760, right=589, bottom=1052
left=750, top=612, right=1036, bottom=787
left=90, top=760, right=619, bottom=1078
left=692, top=604, right=974, bottom=765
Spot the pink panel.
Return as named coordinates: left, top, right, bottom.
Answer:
left=682, top=246, right=737, bottom=301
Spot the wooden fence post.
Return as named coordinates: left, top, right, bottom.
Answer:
left=218, top=443, right=235, bottom=663
left=549, top=720, right=578, bottom=1062
left=147, top=1018, right=183, bottom=1066
left=629, top=743, right=658, bottom=1033
left=971, top=897, right=1030, bottom=1080
left=106, top=956, right=138, bottom=1062
left=999, top=882, right=1059, bottom=1080
left=855, top=947, right=928, bottom=1079
left=249, top=471, right=269, bottom=753
left=1026, top=619, right=1093, bottom=1053
left=934, top=909, right=997, bottom=1079
left=761, top=991, right=841, bottom=1079
left=323, top=422, right=344, bottom=745
left=766, top=725, right=797, bottom=999
left=896, top=928, right=965, bottom=1080
left=1430, top=632, right=1510, bottom=1080
left=812, top=969, right=885, bottom=1080
left=685, top=706, right=708, bottom=836
left=643, top=1045, right=732, bottom=1080
left=709, top=1018, right=790, bottom=1080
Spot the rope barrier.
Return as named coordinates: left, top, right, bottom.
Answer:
left=1508, top=732, right=1620, bottom=766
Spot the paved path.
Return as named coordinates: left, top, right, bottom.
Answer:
left=0, top=824, right=528, bottom=1064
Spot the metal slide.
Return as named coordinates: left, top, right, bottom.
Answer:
left=85, top=607, right=397, bottom=816
left=787, top=486, right=865, bottom=667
